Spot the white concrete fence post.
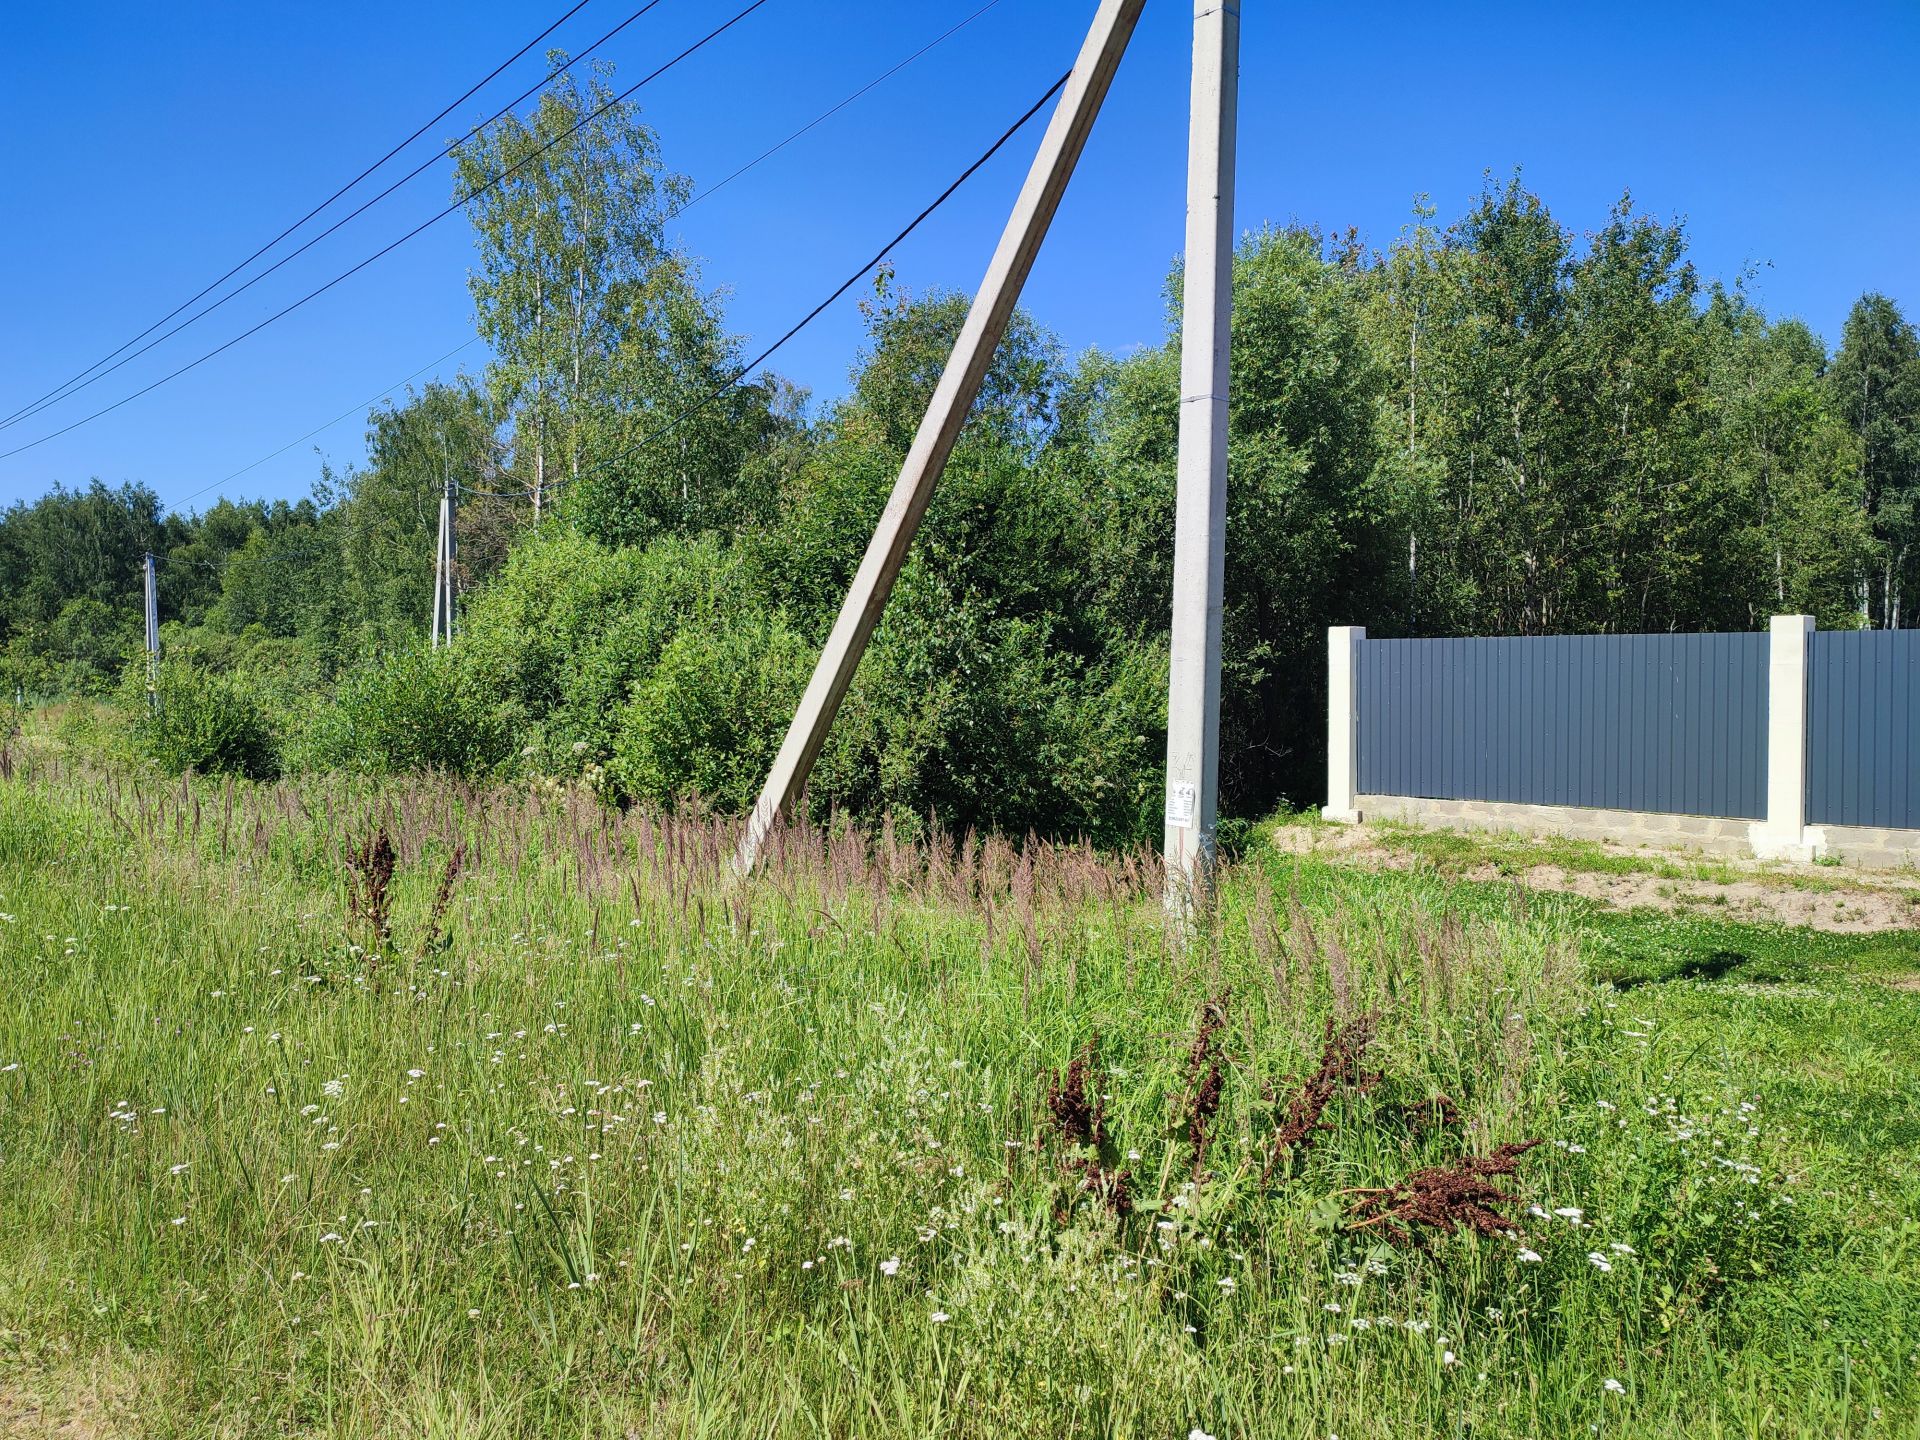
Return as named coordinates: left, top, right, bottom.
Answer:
left=1323, top=616, right=1839, bottom=863
left=1750, top=613, right=1824, bottom=862
left=1321, top=624, right=1364, bottom=823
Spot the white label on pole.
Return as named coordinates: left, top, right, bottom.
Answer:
left=1166, top=782, right=1197, bottom=828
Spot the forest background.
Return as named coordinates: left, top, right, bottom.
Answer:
left=4, top=67, right=1918, bottom=845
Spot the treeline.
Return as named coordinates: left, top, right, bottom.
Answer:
left=4, top=65, right=1916, bottom=841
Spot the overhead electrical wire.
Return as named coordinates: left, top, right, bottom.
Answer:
left=164, top=336, right=486, bottom=515
left=0, top=0, right=597, bottom=431
left=458, top=68, right=1069, bottom=504
left=679, top=0, right=1003, bottom=212
left=185, top=0, right=1005, bottom=514
left=0, top=0, right=774, bottom=464
left=0, top=0, right=676, bottom=436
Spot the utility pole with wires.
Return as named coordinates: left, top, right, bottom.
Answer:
left=142, top=551, right=160, bottom=710
left=734, top=0, right=1146, bottom=873
left=1162, top=0, right=1239, bottom=920
left=430, top=476, right=457, bottom=648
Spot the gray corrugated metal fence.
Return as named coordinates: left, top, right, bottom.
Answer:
left=1356, top=634, right=1770, bottom=820
left=1807, top=630, right=1920, bottom=830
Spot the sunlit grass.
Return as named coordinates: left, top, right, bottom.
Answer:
left=1351, top=818, right=1920, bottom=902
left=1, top=755, right=1916, bottom=1437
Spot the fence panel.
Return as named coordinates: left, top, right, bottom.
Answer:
left=1807, top=630, right=1920, bottom=830
left=1356, top=634, right=1769, bottom=819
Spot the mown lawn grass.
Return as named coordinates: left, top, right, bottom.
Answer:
left=1, top=756, right=1916, bottom=1438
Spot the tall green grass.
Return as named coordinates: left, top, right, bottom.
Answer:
left=1, top=755, right=1915, bottom=1437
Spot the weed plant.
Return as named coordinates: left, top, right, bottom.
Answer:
left=0, top=753, right=1915, bottom=1436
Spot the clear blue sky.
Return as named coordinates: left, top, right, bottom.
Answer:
left=2, top=0, right=1915, bottom=514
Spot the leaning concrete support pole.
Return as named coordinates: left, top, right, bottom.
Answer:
left=735, top=0, right=1146, bottom=872
left=1162, top=0, right=1240, bottom=914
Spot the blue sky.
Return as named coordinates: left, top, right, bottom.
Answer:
left=2, top=0, right=1915, bottom=514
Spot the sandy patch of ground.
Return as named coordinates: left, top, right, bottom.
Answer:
left=0, top=1382, right=118, bottom=1439
left=1489, top=863, right=1917, bottom=933
left=1270, top=824, right=1920, bottom=934
left=0, top=1358, right=155, bottom=1440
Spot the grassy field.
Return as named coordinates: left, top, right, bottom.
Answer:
left=2, top=748, right=1918, bottom=1437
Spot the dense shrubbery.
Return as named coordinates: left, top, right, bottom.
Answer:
left=125, top=660, right=279, bottom=779
left=610, top=608, right=812, bottom=811
left=290, top=646, right=510, bottom=778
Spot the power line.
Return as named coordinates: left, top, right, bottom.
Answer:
left=166, top=336, right=485, bottom=515
left=0, top=0, right=596, bottom=432
left=0, top=0, right=774, bottom=464
left=0, top=0, right=674, bottom=436
left=186, top=0, right=1004, bottom=515
left=460, top=69, right=1069, bottom=504
left=680, top=0, right=1004, bottom=212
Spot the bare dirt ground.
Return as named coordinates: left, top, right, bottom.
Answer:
left=1270, top=822, right=1920, bottom=935
left=0, top=1375, right=125, bottom=1440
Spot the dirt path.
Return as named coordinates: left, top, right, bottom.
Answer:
left=1270, top=824, right=1920, bottom=934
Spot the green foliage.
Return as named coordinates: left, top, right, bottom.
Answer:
left=457, top=527, right=753, bottom=773
left=332, top=380, right=510, bottom=657
left=294, top=645, right=509, bottom=777
left=1828, top=293, right=1920, bottom=627
left=453, top=58, right=787, bottom=544
left=47, top=597, right=138, bottom=695
left=0, top=480, right=174, bottom=643
left=125, top=659, right=279, bottom=779
left=610, top=608, right=812, bottom=810
left=1360, top=179, right=1892, bottom=637
left=6, top=130, right=1917, bottom=834
left=814, top=574, right=1166, bottom=844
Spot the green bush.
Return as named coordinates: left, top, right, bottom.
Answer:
left=126, top=660, right=279, bottom=779
left=291, top=645, right=509, bottom=777
left=609, top=610, right=812, bottom=810
left=808, top=563, right=1166, bottom=846
left=49, top=598, right=139, bottom=697
left=458, top=528, right=756, bottom=776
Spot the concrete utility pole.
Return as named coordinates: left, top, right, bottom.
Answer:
left=142, top=551, right=160, bottom=711
left=430, top=476, right=457, bottom=649
left=734, top=0, right=1146, bottom=872
left=1162, top=0, right=1240, bottom=915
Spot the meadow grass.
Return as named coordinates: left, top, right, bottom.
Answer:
left=1, top=753, right=1917, bottom=1437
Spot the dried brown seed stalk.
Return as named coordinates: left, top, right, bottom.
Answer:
left=346, top=825, right=396, bottom=951
left=1045, top=1039, right=1132, bottom=1220
left=1183, top=991, right=1230, bottom=1175
left=1342, top=1140, right=1542, bottom=1246
left=1262, top=1012, right=1381, bottom=1182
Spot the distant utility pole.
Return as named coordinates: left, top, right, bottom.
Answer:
left=1162, top=0, right=1240, bottom=917
left=142, top=551, right=160, bottom=711
left=734, top=0, right=1147, bottom=873
left=430, top=476, right=457, bottom=648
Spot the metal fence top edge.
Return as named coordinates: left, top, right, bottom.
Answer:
left=1357, top=631, right=1771, bottom=645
